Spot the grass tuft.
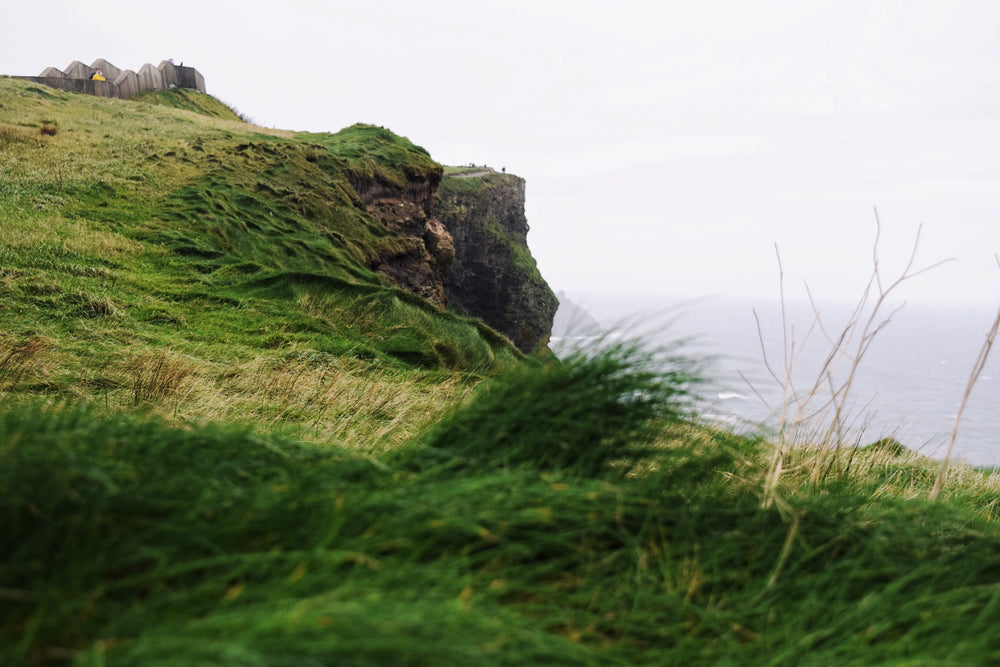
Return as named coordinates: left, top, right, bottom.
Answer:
left=412, top=341, right=698, bottom=476
left=0, top=338, right=49, bottom=392
left=126, top=351, right=197, bottom=406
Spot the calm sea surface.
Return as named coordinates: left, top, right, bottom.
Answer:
left=552, top=294, right=1000, bottom=467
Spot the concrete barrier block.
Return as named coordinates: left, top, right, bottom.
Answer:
left=39, top=67, right=66, bottom=78
left=191, top=69, right=206, bottom=93
left=175, top=65, right=203, bottom=93
left=64, top=61, right=92, bottom=79
left=158, top=60, right=179, bottom=88
left=90, top=58, right=122, bottom=81
left=137, top=63, right=164, bottom=92
left=115, top=70, right=141, bottom=98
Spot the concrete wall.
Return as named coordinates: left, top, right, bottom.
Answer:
left=64, top=61, right=92, bottom=79
left=21, top=76, right=117, bottom=98
left=19, top=58, right=206, bottom=100
left=137, top=63, right=164, bottom=92
left=114, top=69, right=141, bottom=98
left=91, top=58, right=123, bottom=82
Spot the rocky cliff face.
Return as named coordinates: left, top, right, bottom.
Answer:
left=434, top=171, right=558, bottom=352
left=351, top=169, right=454, bottom=308
left=348, top=149, right=556, bottom=354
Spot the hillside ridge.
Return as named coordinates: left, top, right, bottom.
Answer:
left=0, top=76, right=553, bottom=365
left=0, top=75, right=544, bottom=444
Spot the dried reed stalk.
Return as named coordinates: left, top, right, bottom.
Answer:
left=753, top=210, right=951, bottom=506
left=929, top=255, right=1000, bottom=502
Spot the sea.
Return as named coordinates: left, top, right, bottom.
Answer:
left=551, top=294, right=1000, bottom=468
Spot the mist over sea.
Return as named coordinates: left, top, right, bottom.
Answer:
left=552, top=294, right=1000, bottom=468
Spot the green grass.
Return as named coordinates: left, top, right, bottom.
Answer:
left=302, top=124, right=441, bottom=188
left=0, top=75, right=521, bottom=442
left=4, top=348, right=1000, bottom=664
left=4, top=75, right=1000, bottom=665
left=133, top=88, right=246, bottom=121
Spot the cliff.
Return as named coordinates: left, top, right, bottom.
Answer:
left=0, top=75, right=552, bottom=369
left=344, top=151, right=452, bottom=307
left=349, top=160, right=557, bottom=353
left=435, top=170, right=558, bottom=352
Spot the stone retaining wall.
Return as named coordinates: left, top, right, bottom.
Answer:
left=18, top=59, right=206, bottom=100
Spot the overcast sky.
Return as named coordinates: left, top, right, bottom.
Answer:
left=6, top=0, right=1000, bottom=308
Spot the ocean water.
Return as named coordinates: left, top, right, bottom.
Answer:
left=552, top=294, right=1000, bottom=468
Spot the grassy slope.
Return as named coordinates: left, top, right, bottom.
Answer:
left=5, top=348, right=1000, bottom=665
left=3, top=78, right=1000, bottom=665
left=0, top=77, right=519, bottom=445
left=133, top=87, right=247, bottom=121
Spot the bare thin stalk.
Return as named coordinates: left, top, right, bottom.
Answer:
left=750, top=210, right=954, bottom=498
left=761, top=245, right=789, bottom=508
left=808, top=214, right=951, bottom=483
left=930, top=281, right=1000, bottom=502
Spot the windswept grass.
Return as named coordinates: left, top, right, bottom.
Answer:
left=411, top=341, right=699, bottom=476
left=4, top=347, right=1000, bottom=665
left=0, top=338, right=49, bottom=393
left=133, top=88, right=246, bottom=121
left=0, top=75, right=520, bottom=437
left=4, top=76, right=1000, bottom=665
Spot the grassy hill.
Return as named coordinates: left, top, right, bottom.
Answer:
left=4, top=77, right=1000, bottom=665
left=0, top=76, right=519, bottom=445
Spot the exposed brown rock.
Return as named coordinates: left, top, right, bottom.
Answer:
left=353, top=170, right=454, bottom=308
left=347, top=161, right=555, bottom=352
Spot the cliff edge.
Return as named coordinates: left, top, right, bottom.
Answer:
left=435, top=170, right=557, bottom=353
left=0, top=73, right=553, bottom=365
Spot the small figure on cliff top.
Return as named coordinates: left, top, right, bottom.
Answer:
left=502, top=167, right=506, bottom=173
left=90, top=69, right=105, bottom=81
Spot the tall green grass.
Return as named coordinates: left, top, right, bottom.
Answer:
left=5, top=346, right=1000, bottom=664
left=410, top=341, right=698, bottom=475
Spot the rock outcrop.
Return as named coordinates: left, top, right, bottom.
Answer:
left=353, top=168, right=453, bottom=307
left=307, top=127, right=555, bottom=352
left=434, top=171, right=557, bottom=352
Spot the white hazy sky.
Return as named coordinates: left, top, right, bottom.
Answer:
left=5, top=0, right=1000, bottom=308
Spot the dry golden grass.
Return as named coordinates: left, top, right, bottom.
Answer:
left=0, top=338, right=50, bottom=392
left=748, top=214, right=977, bottom=505
left=196, top=355, right=475, bottom=452
left=72, top=351, right=478, bottom=453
